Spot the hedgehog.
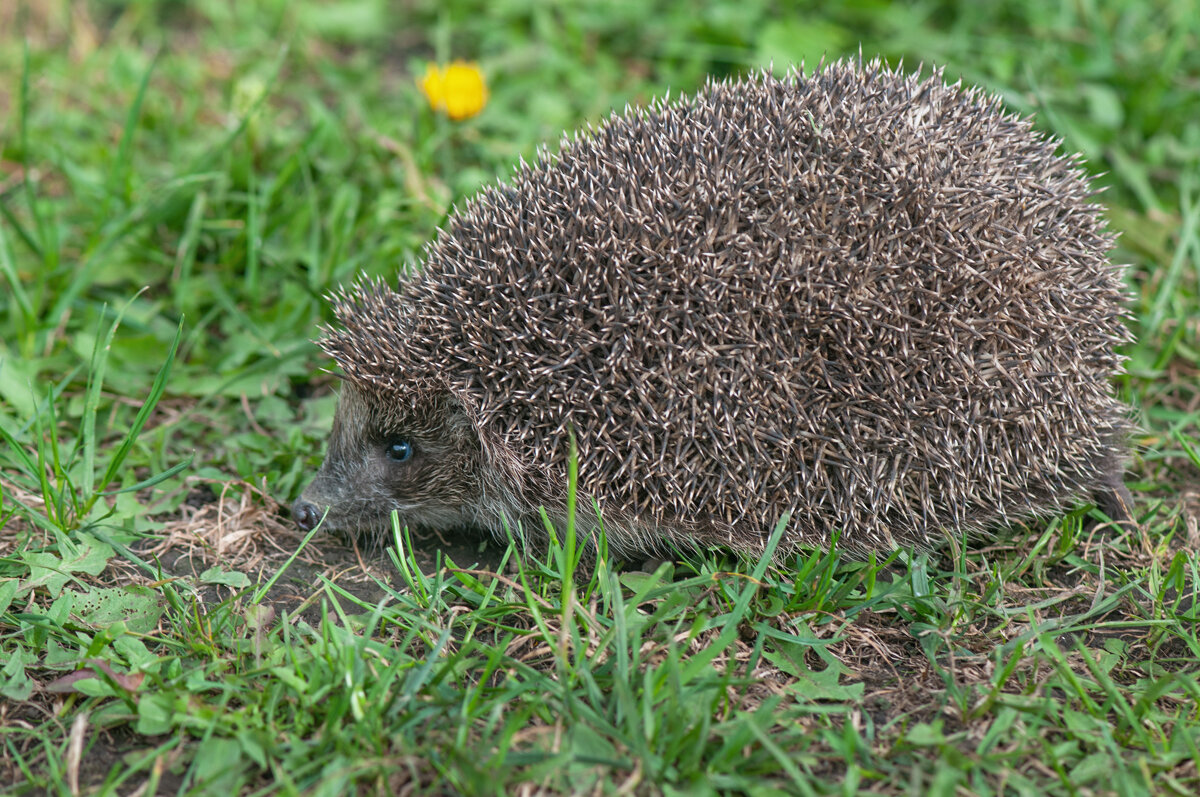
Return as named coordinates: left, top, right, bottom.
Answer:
left=291, top=58, right=1135, bottom=561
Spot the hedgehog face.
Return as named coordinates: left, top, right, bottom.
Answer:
left=292, top=382, right=487, bottom=546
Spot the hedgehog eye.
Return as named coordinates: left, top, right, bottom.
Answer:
left=385, top=439, right=414, bottom=463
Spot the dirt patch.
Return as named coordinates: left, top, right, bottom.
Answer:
left=139, top=478, right=509, bottom=622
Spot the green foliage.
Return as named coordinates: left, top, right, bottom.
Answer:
left=1, top=0, right=1198, bottom=793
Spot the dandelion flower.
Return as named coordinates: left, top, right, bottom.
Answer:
left=419, top=61, right=488, bottom=121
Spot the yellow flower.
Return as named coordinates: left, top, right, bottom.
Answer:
left=419, top=61, right=488, bottom=121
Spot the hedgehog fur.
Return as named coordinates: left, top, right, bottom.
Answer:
left=293, top=58, right=1134, bottom=560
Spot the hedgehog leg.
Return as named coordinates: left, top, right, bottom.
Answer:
left=1092, top=477, right=1137, bottom=531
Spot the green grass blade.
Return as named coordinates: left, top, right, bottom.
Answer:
left=28, top=387, right=59, bottom=528
left=680, top=515, right=788, bottom=683
left=1174, top=429, right=1200, bottom=470
left=0, top=194, right=44, bottom=263
left=109, top=52, right=159, bottom=204
left=1144, top=172, right=1199, bottom=336
left=0, top=416, right=38, bottom=477
left=80, top=292, right=147, bottom=500
left=90, top=319, right=184, bottom=505
left=245, top=169, right=262, bottom=295
left=0, top=220, right=34, bottom=335
left=98, top=456, right=193, bottom=496
left=171, top=190, right=207, bottom=301
left=17, top=43, right=44, bottom=263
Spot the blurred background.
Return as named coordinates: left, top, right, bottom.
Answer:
left=0, top=0, right=1197, bottom=521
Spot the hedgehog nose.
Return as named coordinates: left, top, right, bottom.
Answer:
left=292, top=499, right=323, bottom=532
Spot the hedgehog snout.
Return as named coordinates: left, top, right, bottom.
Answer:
left=292, top=498, right=323, bottom=532
left=292, top=466, right=344, bottom=533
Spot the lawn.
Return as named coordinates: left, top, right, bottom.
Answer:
left=1, top=0, right=1198, bottom=794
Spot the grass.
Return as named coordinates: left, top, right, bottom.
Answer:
left=1, top=0, right=1198, bottom=793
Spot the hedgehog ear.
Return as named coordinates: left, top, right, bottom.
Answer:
left=440, top=388, right=482, bottom=437
left=442, top=388, right=526, bottom=481
left=474, top=424, right=526, bottom=487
